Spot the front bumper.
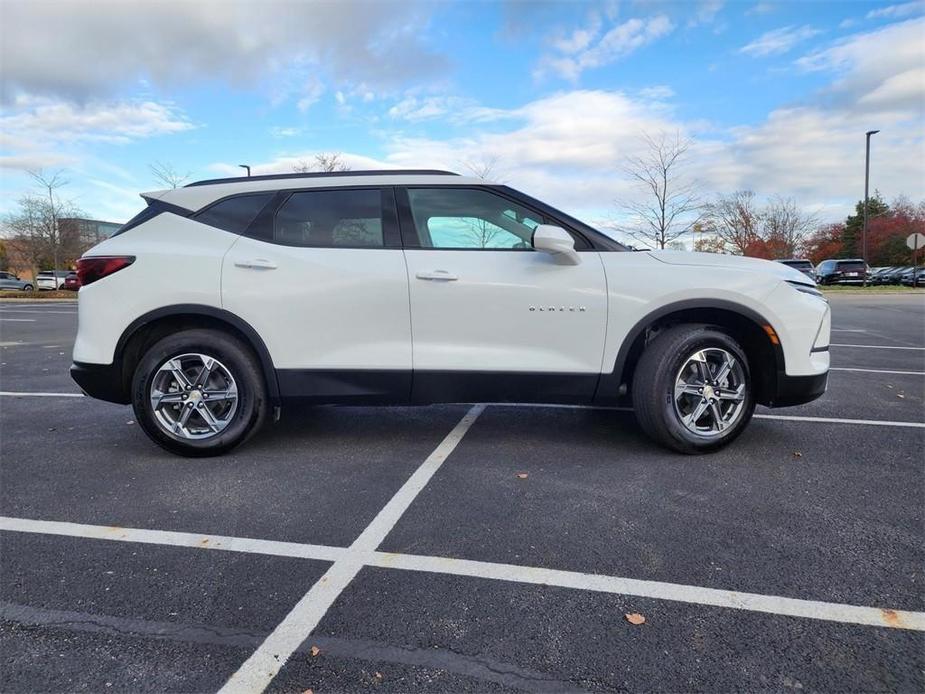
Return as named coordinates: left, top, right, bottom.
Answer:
left=766, top=369, right=828, bottom=408
left=70, top=362, right=130, bottom=404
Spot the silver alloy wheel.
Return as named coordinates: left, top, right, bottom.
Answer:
left=672, top=347, right=747, bottom=438
left=149, top=353, right=238, bottom=440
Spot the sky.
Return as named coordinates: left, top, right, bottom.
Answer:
left=1, top=0, right=923, bottom=242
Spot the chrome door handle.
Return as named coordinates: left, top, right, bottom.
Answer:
left=234, top=259, right=278, bottom=270
left=416, top=270, right=458, bottom=281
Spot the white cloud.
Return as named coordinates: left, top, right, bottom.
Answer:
left=745, top=3, right=776, bottom=16
left=0, top=0, right=448, bottom=104
left=537, top=15, right=675, bottom=81
left=1, top=97, right=193, bottom=146
left=740, top=25, right=821, bottom=57
left=269, top=127, right=305, bottom=138
left=796, top=18, right=925, bottom=117
left=0, top=97, right=193, bottom=174
left=866, top=1, right=925, bottom=19
left=688, top=1, right=724, bottom=27
left=638, top=85, right=675, bottom=100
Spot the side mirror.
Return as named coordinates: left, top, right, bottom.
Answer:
left=531, top=225, right=580, bottom=265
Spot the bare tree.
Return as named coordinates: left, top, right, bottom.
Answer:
left=293, top=152, right=350, bottom=173
left=149, top=161, right=190, bottom=188
left=762, top=195, right=817, bottom=258
left=461, top=155, right=505, bottom=182
left=616, top=131, right=702, bottom=249
left=2, top=171, right=84, bottom=283
left=701, top=190, right=762, bottom=255
left=458, top=155, right=508, bottom=248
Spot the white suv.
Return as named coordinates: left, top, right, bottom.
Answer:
left=71, top=170, right=830, bottom=456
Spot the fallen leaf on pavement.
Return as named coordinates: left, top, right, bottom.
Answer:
left=310, top=645, right=321, bottom=657
left=516, top=473, right=528, bottom=479
left=793, top=451, right=802, bottom=458
left=625, top=612, right=646, bottom=625
left=302, top=689, right=314, bottom=694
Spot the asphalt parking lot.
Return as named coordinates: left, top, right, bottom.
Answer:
left=1, top=294, right=923, bottom=693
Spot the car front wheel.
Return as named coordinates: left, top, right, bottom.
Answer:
left=131, top=329, right=267, bottom=457
left=632, top=324, right=755, bottom=454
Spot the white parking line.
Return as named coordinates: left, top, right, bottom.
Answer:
left=220, top=404, right=486, bottom=694
left=754, top=414, right=925, bottom=428
left=0, top=310, right=77, bottom=315
left=0, top=391, right=85, bottom=397
left=1, top=515, right=922, bottom=635
left=0, top=318, right=35, bottom=322
left=830, top=367, right=925, bottom=376
left=831, top=343, right=925, bottom=350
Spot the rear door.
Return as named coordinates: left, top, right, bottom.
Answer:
left=221, top=187, right=412, bottom=402
left=399, top=186, right=608, bottom=404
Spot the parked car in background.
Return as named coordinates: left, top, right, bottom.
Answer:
left=815, top=259, right=868, bottom=285
left=868, top=266, right=893, bottom=284
left=36, top=270, right=72, bottom=290
left=71, top=169, right=830, bottom=457
left=899, top=266, right=924, bottom=286
left=0, top=271, right=33, bottom=291
left=878, top=266, right=911, bottom=285
left=64, top=271, right=81, bottom=291
left=776, top=259, right=815, bottom=279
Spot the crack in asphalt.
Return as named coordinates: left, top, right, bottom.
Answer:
left=0, top=601, right=587, bottom=693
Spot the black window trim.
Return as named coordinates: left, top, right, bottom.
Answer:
left=394, top=184, right=623, bottom=252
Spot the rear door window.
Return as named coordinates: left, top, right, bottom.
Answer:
left=272, top=189, right=387, bottom=248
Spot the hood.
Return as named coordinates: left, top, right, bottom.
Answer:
left=648, top=250, right=813, bottom=284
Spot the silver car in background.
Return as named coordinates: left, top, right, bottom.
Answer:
left=0, top=271, right=34, bottom=291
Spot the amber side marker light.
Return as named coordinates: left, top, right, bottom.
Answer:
left=762, top=324, right=780, bottom=345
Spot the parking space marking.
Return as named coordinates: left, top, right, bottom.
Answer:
left=0, top=391, right=85, bottom=397
left=3, top=514, right=923, bottom=635
left=369, top=553, right=925, bottom=631
left=0, top=516, right=345, bottom=562
left=0, top=310, right=77, bottom=315
left=830, top=367, right=925, bottom=376
left=831, top=343, right=925, bottom=350
left=0, top=318, right=35, bottom=322
left=488, top=403, right=925, bottom=428
left=220, top=404, right=486, bottom=694
left=754, top=413, right=925, bottom=427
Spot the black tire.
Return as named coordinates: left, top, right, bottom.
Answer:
left=131, top=329, right=267, bottom=457
left=22, top=285, right=33, bottom=291
left=632, top=324, right=755, bottom=454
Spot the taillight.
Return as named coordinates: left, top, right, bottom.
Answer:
left=76, top=256, right=135, bottom=286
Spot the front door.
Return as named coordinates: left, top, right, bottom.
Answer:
left=400, top=187, right=608, bottom=404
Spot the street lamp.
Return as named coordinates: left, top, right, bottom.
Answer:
left=862, top=129, right=879, bottom=287
left=238, top=164, right=251, bottom=177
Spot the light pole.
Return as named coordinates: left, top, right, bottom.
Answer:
left=238, top=164, right=251, bottom=177
left=862, top=129, right=879, bottom=287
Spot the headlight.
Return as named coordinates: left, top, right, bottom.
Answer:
left=786, top=280, right=826, bottom=300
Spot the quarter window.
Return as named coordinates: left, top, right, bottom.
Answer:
left=406, top=188, right=548, bottom=250
left=273, top=189, right=384, bottom=247
left=195, top=193, right=274, bottom=234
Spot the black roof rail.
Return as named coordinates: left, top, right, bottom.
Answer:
left=184, top=169, right=460, bottom=188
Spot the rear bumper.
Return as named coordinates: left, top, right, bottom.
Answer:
left=70, top=362, right=129, bottom=404
left=766, top=369, right=828, bottom=408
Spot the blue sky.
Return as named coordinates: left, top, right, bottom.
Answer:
left=1, top=0, right=923, bottom=239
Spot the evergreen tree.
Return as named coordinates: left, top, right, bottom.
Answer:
left=841, top=192, right=889, bottom=258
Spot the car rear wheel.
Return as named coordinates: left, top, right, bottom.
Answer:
left=22, top=284, right=32, bottom=291
left=131, top=329, right=267, bottom=457
left=632, top=324, right=755, bottom=454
